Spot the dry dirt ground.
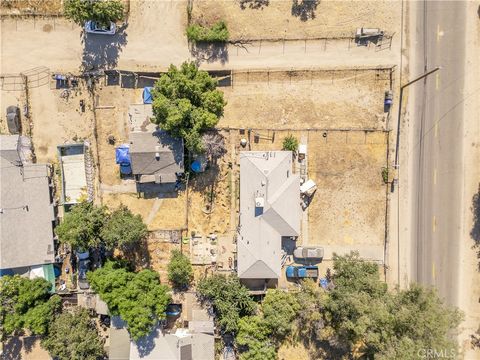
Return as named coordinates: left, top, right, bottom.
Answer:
left=28, top=78, right=94, bottom=163
left=0, top=0, right=62, bottom=15
left=190, top=0, right=401, bottom=40
left=307, top=130, right=387, bottom=247
left=220, top=69, right=391, bottom=130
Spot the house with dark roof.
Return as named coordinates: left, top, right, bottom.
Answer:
left=0, top=135, right=56, bottom=272
left=237, top=151, right=301, bottom=288
left=129, top=130, right=184, bottom=184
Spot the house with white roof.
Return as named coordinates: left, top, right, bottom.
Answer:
left=237, top=151, right=301, bottom=288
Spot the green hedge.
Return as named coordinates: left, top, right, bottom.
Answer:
left=186, top=21, right=229, bottom=43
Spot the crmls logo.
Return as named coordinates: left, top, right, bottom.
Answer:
left=417, top=349, right=456, bottom=359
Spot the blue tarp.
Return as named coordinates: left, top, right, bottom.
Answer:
left=143, top=87, right=153, bottom=104
left=116, top=145, right=130, bottom=165
left=191, top=160, right=202, bottom=173
left=115, top=144, right=132, bottom=175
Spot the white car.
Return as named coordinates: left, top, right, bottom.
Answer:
left=84, top=21, right=116, bottom=35
left=293, top=246, right=324, bottom=260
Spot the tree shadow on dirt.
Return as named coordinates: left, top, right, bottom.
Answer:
left=470, top=184, right=480, bottom=269
left=82, top=23, right=128, bottom=70
left=120, top=238, right=151, bottom=271
left=190, top=42, right=229, bottom=65
left=239, top=0, right=269, bottom=10
left=291, top=0, right=319, bottom=21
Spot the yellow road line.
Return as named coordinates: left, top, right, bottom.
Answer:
left=432, top=262, right=436, bottom=280
left=434, top=122, right=439, bottom=138
left=436, top=24, right=444, bottom=42
left=433, top=216, right=437, bottom=232
left=435, top=72, right=440, bottom=90
left=433, top=169, right=437, bottom=185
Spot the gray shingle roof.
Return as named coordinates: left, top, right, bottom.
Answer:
left=0, top=136, right=55, bottom=269
left=238, top=151, right=300, bottom=279
left=129, top=130, right=184, bottom=183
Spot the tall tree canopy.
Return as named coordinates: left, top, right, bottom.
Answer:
left=100, top=205, right=148, bottom=250
left=152, top=62, right=226, bottom=153
left=197, top=274, right=256, bottom=333
left=236, top=316, right=276, bottom=360
left=0, top=275, right=61, bottom=338
left=88, top=261, right=170, bottom=340
left=64, top=0, right=124, bottom=26
left=261, top=289, right=299, bottom=339
left=56, top=202, right=147, bottom=251
left=167, top=249, right=193, bottom=289
left=41, top=307, right=104, bottom=360
left=55, top=201, right=106, bottom=250
left=322, top=252, right=463, bottom=358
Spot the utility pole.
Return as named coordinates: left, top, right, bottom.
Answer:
left=394, top=66, right=440, bottom=287
left=394, top=67, right=440, bottom=170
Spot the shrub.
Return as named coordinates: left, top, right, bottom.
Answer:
left=167, top=250, right=193, bottom=289
left=186, top=21, right=229, bottom=43
left=282, top=134, right=299, bottom=152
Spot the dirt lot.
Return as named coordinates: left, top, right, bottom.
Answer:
left=220, top=69, right=391, bottom=130
left=307, top=130, right=387, bottom=247
left=190, top=0, right=401, bottom=40
left=94, top=83, right=141, bottom=186
left=0, top=0, right=62, bottom=15
left=28, top=78, right=94, bottom=163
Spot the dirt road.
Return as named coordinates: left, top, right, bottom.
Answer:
left=1, top=1, right=399, bottom=74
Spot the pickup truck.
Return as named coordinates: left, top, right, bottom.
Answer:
left=286, top=265, right=319, bottom=279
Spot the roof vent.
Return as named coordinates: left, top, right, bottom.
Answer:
left=255, top=197, right=264, bottom=208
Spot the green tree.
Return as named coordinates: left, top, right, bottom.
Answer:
left=63, top=0, right=93, bottom=25
left=92, top=0, right=124, bottom=26
left=167, top=249, right=193, bottom=289
left=236, top=316, right=277, bottom=360
left=0, top=275, right=61, bottom=338
left=152, top=62, right=226, bottom=153
left=101, top=206, right=148, bottom=250
left=323, top=252, right=462, bottom=358
left=88, top=261, right=171, bottom=340
left=282, top=134, right=299, bottom=152
left=41, top=307, right=104, bottom=360
left=55, top=201, right=106, bottom=250
left=262, top=289, right=299, bottom=339
left=197, top=274, right=256, bottom=333
left=64, top=0, right=124, bottom=26
left=186, top=21, right=229, bottom=42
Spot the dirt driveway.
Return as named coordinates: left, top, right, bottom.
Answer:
left=1, top=1, right=399, bottom=74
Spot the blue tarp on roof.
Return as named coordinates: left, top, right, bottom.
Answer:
left=116, top=144, right=132, bottom=175
left=116, top=145, right=130, bottom=165
left=143, top=87, right=153, bottom=104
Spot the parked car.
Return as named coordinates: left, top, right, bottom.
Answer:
left=293, top=246, right=324, bottom=260
left=6, top=106, right=20, bottom=134
left=84, top=21, right=116, bottom=35
left=286, top=265, right=319, bottom=279
left=165, top=304, right=182, bottom=317
left=78, top=259, right=90, bottom=290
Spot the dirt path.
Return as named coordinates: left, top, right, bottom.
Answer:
left=1, top=1, right=399, bottom=74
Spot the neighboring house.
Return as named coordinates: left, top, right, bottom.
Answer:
left=0, top=135, right=56, bottom=273
left=129, top=130, right=184, bottom=184
left=237, top=151, right=301, bottom=287
left=108, top=317, right=215, bottom=360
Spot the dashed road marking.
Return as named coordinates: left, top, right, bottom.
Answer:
left=433, top=216, right=437, bottom=232
left=437, top=24, right=444, bottom=42
left=432, top=262, right=436, bottom=280
left=433, top=169, right=437, bottom=185
left=434, top=121, right=439, bottom=138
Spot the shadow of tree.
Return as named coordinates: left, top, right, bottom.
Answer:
left=82, top=23, right=128, bottom=70
left=471, top=184, right=480, bottom=268
left=135, top=326, right=158, bottom=357
left=120, top=237, right=151, bottom=271
left=1, top=337, right=22, bottom=360
left=190, top=42, right=229, bottom=65
left=291, top=0, right=319, bottom=21
left=239, top=0, right=270, bottom=10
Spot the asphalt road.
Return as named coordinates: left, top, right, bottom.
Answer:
left=410, top=1, right=467, bottom=305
